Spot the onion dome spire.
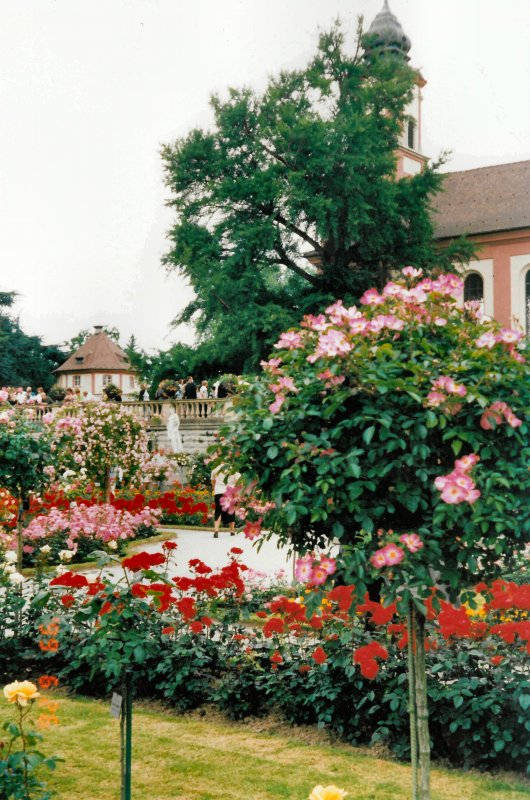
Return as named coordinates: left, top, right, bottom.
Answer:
left=363, top=0, right=412, bottom=62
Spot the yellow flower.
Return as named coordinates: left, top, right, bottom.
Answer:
left=3, top=681, right=40, bottom=707
left=309, top=786, right=347, bottom=800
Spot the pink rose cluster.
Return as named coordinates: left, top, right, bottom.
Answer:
left=219, top=485, right=241, bottom=515
left=360, top=269, right=464, bottom=307
left=268, top=375, right=299, bottom=414
left=426, top=375, right=466, bottom=406
left=23, top=503, right=161, bottom=554
left=480, top=401, right=522, bottom=431
left=434, top=454, right=480, bottom=505
left=265, top=268, right=469, bottom=413
left=476, top=328, right=525, bottom=363
left=370, top=532, right=423, bottom=569
left=294, top=553, right=337, bottom=586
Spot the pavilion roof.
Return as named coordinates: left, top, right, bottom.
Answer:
left=55, top=328, right=133, bottom=373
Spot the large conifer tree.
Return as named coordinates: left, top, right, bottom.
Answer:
left=162, top=21, right=471, bottom=373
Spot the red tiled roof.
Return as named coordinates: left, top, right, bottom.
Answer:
left=56, top=330, right=133, bottom=373
left=432, top=160, right=530, bottom=239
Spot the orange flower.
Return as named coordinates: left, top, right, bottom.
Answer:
left=38, top=675, right=59, bottom=690
left=38, top=638, right=59, bottom=653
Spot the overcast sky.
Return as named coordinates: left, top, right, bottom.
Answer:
left=1, top=0, right=529, bottom=353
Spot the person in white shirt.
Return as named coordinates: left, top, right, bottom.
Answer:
left=198, top=380, right=209, bottom=417
left=211, top=465, right=240, bottom=537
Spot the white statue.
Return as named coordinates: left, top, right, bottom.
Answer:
left=166, top=407, right=183, bottom=453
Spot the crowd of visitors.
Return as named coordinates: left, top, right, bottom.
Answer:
left=150, top=376, right=232, bottom=401
left=0, top=376, right=234, bottom=407
left=0, top=385, right=99, bottom=406
left=0, top=386, right=51, bottom=405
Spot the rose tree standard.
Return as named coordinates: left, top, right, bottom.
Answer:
left=213, top=269, right=530, bottom=800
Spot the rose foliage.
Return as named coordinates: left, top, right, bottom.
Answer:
left=215, top=269, right=530, bottom=605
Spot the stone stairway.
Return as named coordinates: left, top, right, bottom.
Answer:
left=152, top=419, right=221, bottom=455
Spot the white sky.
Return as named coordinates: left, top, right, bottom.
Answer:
left=1, top=0, right=529, bottom=353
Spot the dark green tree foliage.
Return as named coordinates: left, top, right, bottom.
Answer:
left=124, top=334, right=151, bottom=380
left=0, top=314, right=65, bottom=390
left=162, top=22, right=473, bottom=372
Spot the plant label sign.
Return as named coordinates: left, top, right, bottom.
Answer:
left=110, top=693, right=123, bottom=719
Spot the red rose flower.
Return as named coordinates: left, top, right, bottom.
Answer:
left=189, top=621, right=203, bottom=634
left=311, top=646, right=327, bottom=665
left=162, top=541, right=178, bottom=551
left=50, top=571, right=88, bottom=589
left=121, top=552, right=166, bottom=572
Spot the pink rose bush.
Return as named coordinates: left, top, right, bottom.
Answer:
left=51, top=402, right=171, bottom=496
left=213, top=268, right=529, bottom=606
left=24, top=503, right=161, bottom=555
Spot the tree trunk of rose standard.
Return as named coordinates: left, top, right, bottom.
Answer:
left=104, top=465, right=112, bottom=504
left=407, top=601, right=431, bottom=800
left=120, top=671, right=133, bottom=800
left=16, top=498, right=24, bottom=573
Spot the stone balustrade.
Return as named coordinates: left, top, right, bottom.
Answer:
left=33, top=398, right=229, bottom=427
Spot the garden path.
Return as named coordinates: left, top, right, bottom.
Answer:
left=82, top=529, right=295, bottom=583
left=143, top=528, right=295, bottom=580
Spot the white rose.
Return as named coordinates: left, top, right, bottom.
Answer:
left=40, top=545, right=51, bottom=555
left=107, top=541, right=118, bottom=550
left=3, top=564, right=16, bottom=574
left=8, top=572, right=24, bottom=585
left=58, top=550, right=74, bottom=562
left=4, top=550, right=17, bottom=563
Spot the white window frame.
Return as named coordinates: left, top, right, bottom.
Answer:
left=461, top=260, right=494, bottom=319
left=102, top=375, right=113, bottom=386
left=510, top=255, right=530, bottom=333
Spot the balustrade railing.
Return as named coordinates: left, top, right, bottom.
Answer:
left=32, top=398, right=228, bottom=426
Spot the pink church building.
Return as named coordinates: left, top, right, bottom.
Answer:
left=366, top=1, right=530, bottom=335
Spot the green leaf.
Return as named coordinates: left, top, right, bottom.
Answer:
left=519, top=694, right=530, bottom=711
left=451, top=439, right=463, bottom=456
left=363, top=426, right=375, bottom=445
left=493, top=739, right=506, bottom=752
left=133, top=644, right=146, bottom=664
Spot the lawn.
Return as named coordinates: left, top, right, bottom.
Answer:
left=2, top=696, right=530, bottom=800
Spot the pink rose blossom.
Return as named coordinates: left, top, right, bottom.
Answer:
left=243, top=518, right=263, bottom=541
left=399, top=533, right=423, bottom=553
left=269, top=395, right=285, bottom=414
left=274, top=331, right=303, bottom=350
left=360, top=288, right=384, bottom=306
left=294, top=556, right=313, bottom=583
left=475, top=332, right=496, bottom=349
left=319, top=556, right=337, bottom=576
left=402, top=266, right=423, bottom=278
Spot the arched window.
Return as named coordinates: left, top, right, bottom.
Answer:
left=526, top=270, right=530, bottom=335
left=407, top=119, right=416, bottom=150
left=464, top=273, right=484, bottom=303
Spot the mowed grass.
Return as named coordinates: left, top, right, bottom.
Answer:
left=2, top=696, right=530, bottom=800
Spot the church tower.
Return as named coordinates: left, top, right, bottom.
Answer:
left=364, top=0, right=427, bottom=178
